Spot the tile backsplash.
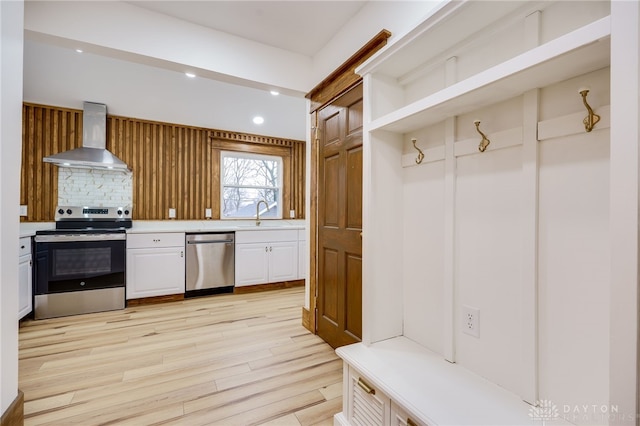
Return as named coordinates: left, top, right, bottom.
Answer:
left=58, top=168, right=133, bottom=207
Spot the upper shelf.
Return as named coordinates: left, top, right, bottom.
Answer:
left=367, top=15, right=611, bottom=134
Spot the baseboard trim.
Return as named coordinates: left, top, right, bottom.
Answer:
left=1, top=389, right=23, bottom=426
left=127, top=293, right=184, bottom=307
left=234, top=280, right=304, bottom=294
left=302, top=307, right=313, bottom=333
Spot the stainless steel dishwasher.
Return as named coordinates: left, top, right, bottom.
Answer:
left=185, top=232, right=235, bottom=297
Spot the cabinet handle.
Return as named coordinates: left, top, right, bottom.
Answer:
left=407, top=418, right=418, bottom=426
left=20, top=245, right=25, bottom=249
left=357, top=377, right=375, bottom=395
left=265, top=246, right=268, bottom=252
left=269, top=246, right=272, bottom=252
left=180, top=251, right=184, bottom=258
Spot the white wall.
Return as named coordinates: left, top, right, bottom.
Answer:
left=312, top=1, right=443, bottom=85
left=22, top=1, right=447, bottom=143
left=24, top=1, right=312, bottom=94
left=23, top=39, right=307, bottom=141
left=0, top=0, right=24, bottom=415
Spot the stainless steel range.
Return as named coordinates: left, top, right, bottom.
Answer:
left=34, top=206, right=132, bottom=319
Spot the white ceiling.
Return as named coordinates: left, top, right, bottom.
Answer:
left=23, top=1, right=439, bottom=140
left=126, top=1, right=368, bottom=56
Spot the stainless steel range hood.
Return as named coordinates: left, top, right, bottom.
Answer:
left=43, top=102, right=130, bottom=171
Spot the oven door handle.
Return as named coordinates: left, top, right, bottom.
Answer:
left=35, top=234, right=126, bottom=243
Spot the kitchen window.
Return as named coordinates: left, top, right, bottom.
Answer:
left=221, top=151, right=282, bottom=219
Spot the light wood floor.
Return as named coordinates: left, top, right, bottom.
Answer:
left=19, top=287, right=343, bottom=426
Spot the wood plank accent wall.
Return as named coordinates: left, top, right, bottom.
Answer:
left=20, top=103, right=305, bottom=222
left=21, top=104, right=82, bottom=222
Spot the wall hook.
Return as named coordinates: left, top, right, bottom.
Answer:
left=474, top=120, right=490, bottom=152
left=579, top=89, right=600, bottom=132
left=411, top=138, right=424, bottom=164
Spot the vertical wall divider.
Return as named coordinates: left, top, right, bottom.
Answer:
left=443, top=115, right=457, bottom=363
left=443, top=55, right=458, bottom=363
left=521, top=88, right=540, bottom=404
left=520, top=9, right=541, bottom=405
left=609, top=1, right=640, bottom=420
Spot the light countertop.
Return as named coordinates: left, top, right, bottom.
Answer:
left=20, top=220, right=306, bottom=237
left=127, top=219, right=305, bottom=233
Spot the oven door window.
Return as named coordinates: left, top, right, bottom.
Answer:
left=53, top=247, right=112, bottom=276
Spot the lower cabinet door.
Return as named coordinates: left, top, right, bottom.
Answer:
left=235, top=243, right=269, bottom=286
left=268, top=241, right=298, bottom=282
left=18, top=254, right=32, bottom=319
left=126, top=247, right=185, bottom=299
left=348, top=367, right=390, bottom=426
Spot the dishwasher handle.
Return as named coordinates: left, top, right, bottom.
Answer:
left=187, top=239, right=234, bottom=245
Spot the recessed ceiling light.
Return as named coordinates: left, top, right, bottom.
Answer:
left=185, top=72, right=196, bottom=78
left=270, top=90, right=279, bottom=96
left=253, top=116, right=264, bottom=125
left=75, top=49, right=83, bottom=53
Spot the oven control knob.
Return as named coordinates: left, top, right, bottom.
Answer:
left=124, top=210, right=130, bottom=216
left=80, top=281, right=85, bottom=286
left=58, top=208, right=64, bottom=215
left=66, top=209, right=72, bottom=215
left=117, top=209, right=123, bottom=215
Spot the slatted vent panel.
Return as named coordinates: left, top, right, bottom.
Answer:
left=351, top=375, right=385, bottom=426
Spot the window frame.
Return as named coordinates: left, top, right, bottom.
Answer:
left=220, top=150, right=284, bottom=220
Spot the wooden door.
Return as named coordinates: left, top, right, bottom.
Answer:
left=316, top=84, right=363, bottom=348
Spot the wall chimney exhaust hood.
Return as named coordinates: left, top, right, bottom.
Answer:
left=43, top=102, right=130, bottom=171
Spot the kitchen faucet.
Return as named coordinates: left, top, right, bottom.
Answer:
left=256, top=200, right=269, bottom=226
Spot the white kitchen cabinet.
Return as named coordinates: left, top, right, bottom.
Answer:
left=126, top=232, right=185, bottom=299
left=234, top=242, right=269, bottom=285
left=297, top=229, right=306, bottom=280
left=18, top=237, right=32, bottom=320
left=336, top=1, right=620, bottom=425
left=235, top=229, right=298, bottom=287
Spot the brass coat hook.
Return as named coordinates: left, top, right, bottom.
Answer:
left=474, top=120, right=490, bottom=152
left=411, top=138, right=424, bottom=164
left=579, top=88, right=600, bottom=132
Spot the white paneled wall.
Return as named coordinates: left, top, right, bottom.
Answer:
left=537, top=68, right=611, bottom=422
left=389, top=64, right=611, bottom=423
left=58, top=168, right=133, bottom=207
left=402, top=160, right=445, bottom=355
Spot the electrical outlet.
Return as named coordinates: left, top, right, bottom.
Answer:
left=19, top=205, right=28, bottom=216
left=169, top=208, right=176, bottom=219
left=462, top=305, right=480, bottom=338
left=289, top=210, right=295, bottom=218
left=205, top=208, right=212, bottom=218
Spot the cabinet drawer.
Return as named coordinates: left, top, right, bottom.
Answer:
left=391, top=403, right=428, bottom=426
left=127, top=232, right=185, bottom=249
left=235, top=229, right=297, bottom=244
left=348, top=367, right=390, bottom=426
left=19, top=237, right=31, bottom=257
